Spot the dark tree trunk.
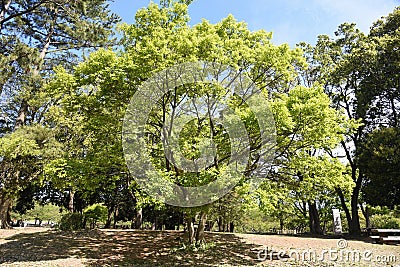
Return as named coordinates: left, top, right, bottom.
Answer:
left=338, top=140, right=362, bottom=237
left=229, top=222, right=234, bottom=233
left=207, top=220, right=214, bottom=231
left=322, top=220, right=327, bottom=235
left=218, top=217, right=224, bottom=232
left=349, top=178, right=362, bottom=236
left=337, top=182, right=362, bottom=236
left=105, top=206, right=114, bottom=229
left=336, top=187, right=352, bottom=227
left=308, top=201, right=322, bottom=235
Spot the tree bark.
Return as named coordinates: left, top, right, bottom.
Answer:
left=337, top=139, right=362, bottom=237
left=360, top=204, right=371, bottom=230
left=336, top=187, right=352, bottom=227
left=350, top=185, right=361, bottom=235
left=186, top=216, right=195, bottom=244
left=0, top=196, right=12, bottom=229
left=134, top=208, right=142, bottom=229
left=195, top=212, right=207, bottom=244
left=68, top=189, right=74, bottom=212
left=308, top=201, right=322, bottom=235
left=218, top=217, right=224, bottom=232
left=229, top=222, right=234, bottom=233
left=105, top=206, right=114, bottom=229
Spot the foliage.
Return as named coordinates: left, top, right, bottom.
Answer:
left=0, top=0, right=119, bottom=228
left=1, top=0, right=399, bottom=239
left=297, top=7, right=400, bottom=235
left=44, top=0, right=305, bottom=243
left=370, top=214, right=400, bottom=229
left=24, top=203, right=64, bottom=223
left=59, top=212, right=85, bottom=231
left=235, top=207, right=280, bottom=233
left=359, top=128, right=400, bottom=208
left=11, top=202, right=66, bottom=224
left=83, top=203, right=108, bottom=228
left=0, top=125, right=62, bottom=201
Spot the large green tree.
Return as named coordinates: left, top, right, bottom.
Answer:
left=44, top=0, right=302, bottom=243
left=45, top=1, right=357, bottom=243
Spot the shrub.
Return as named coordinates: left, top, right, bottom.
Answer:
left=370, top=214, right=400, bottom=229
left=59, top=213, right=85, bottom=231
left=83, top=203, right=108, bottom=229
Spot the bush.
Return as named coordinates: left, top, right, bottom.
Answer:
left=370, top=214, right=400, bottom=229
left=59, top=213, right=85, bottom=231
left=83, top=203, right=108, bottom=229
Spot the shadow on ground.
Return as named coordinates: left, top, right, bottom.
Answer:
left=0, top=230, right=264, bottom=266
left=256, top=232, right=375, bottom=243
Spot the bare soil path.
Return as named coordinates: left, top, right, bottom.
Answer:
left=0, top=228, right=398, bottom=266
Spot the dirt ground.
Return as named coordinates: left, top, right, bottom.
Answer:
left=0, top=227, right=398, bottom=266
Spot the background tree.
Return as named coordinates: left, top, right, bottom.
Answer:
left=299, top=7, right=400, bottom=236
left=0, top=0, right=119, bottom=228
left=359, top=127, right=400, bottom=208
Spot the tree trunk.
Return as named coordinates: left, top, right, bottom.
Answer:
left=337, top=176, right=363, bottom=236
left=365, top=206, right=371, bottom=229
left=308, top=201, right=322, bottom=235
left=0, top=196, right=12, bottom=229
left=113, top=207, right=118, bottom=229
left=135, top=208, right=142, bottom=229
left=279, top=218, right=284, bottom=231
left=105, top=206, right=114, bottom=229
left=322, top=220, right=327, bottom=235
left=207, top=220, right=214, bottom=231
left=336, top=187, right=352, bottom=227
left=68, top=189, right=75, bottom=212
left=195, top=212, right=207, bottom=244
left=218, top=217, right=224, bottom=232
left=229, top=222, right=234, bottom=233
left=15, top=100, right=28, bottom=128
left=186, top=216, right=195, bottom=244
left=349, top=178, right=362, bottom=236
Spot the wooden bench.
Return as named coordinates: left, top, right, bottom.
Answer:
left=370, top=229, right=400, bottom=245
left=381, top=236, right=400, bottom=245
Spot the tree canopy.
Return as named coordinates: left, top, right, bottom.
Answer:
left=0, top=0, right=398, bottom=243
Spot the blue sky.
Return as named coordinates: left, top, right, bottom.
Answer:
left=109, top=0, right=399, bottom=46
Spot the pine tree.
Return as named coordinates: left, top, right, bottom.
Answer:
left=0, top=0, right=119, bottom=228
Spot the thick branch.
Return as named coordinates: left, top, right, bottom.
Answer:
left=0, top=0, right=49, bottom=30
